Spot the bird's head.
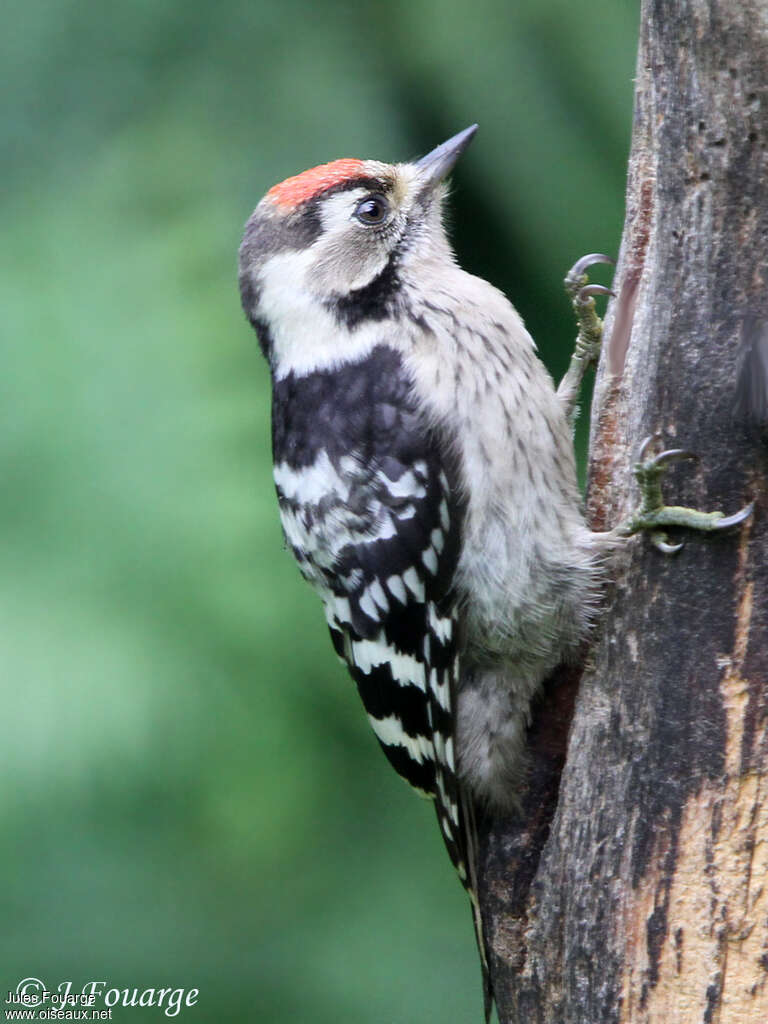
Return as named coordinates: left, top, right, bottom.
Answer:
left=238, top=126, right=477, bottom=373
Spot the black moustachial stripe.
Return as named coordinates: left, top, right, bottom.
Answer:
left=327, top=254, right=401, bottom=330
left=271, top=344, right=469, bottom=881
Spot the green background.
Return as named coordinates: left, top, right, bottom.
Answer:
left=1, top=2, right=635, bottom=1020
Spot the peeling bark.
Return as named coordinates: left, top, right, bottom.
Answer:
left=479, top=3, right=768, bottom=1021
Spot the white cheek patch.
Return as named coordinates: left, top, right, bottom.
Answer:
left=258, top=249, right=384, bottom=379
left=311, top=189, right=390, bottom=293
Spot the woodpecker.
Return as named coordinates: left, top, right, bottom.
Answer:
left=238, top=126, right=751, bottom=1015
left=238, top=122, right=599, bottom=1002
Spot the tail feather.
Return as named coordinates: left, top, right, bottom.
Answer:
left=422, top=610, right=493, bottom=1019
left=461, top=791, right=494, bottom=1022
left=433, top=788, right=494, bottom=1022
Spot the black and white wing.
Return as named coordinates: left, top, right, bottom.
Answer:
left=272, top=346, right=490, bottom=1014
left=324, top=449, right=467, bottom=876
left=313, top=411, right=490, bottom=1010
left=271, top=346, right=467, bottom=877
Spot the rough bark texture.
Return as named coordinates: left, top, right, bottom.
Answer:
left=479, top=3, right=768, bottom=1021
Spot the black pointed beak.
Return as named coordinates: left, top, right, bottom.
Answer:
left=415, top=124, right=478, bottom=188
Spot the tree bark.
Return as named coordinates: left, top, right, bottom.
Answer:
left=479, top=3, right=768, bottom=1021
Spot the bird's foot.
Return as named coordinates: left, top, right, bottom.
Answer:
left=558, top=253, right=615, bottom=424
left=564, top=252, right=615, bottom=365
left=616, top=434, right=754, bottom=553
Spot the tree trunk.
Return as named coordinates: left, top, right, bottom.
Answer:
left=479, top=3, right=768, bottom=1021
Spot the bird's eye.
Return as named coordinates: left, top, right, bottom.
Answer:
left=354, top=195, right=390, bottom=226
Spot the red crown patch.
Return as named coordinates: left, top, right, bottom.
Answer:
left=267, top=159, right=366, bottom=209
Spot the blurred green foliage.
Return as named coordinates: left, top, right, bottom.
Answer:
left=1, top=1, right=636, bottom=1020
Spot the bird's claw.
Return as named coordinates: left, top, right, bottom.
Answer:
left=618, top=434, right=754, bottom=554
left=637, top=432, right=658, bottom=461
left=578, top=283, right=616, bottom=302
left=564, top=253, right=615, bottom=297
left=650, top=532, right=684, bottom=555
left=558, top=253, right=615, bottom=425
left=636, top=433, right=696, bottom=469
left=713, top=501, right=755, bottom=530
left=644, top=446, right=697, bottom=469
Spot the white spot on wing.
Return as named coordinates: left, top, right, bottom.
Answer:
left=274, top=451, right=348, bottom=504
left=339, top=454, right=362, bottom=475
left=422, top=545, right=439, bottom=575
left=444, top=736, right=456, bottom=772
left=385, top=467, right=427, bottom=500
left=367, top=577, right=389, bottom=612
left=351, top=638, right=427, bottom=691
left=428, top=605, right=452, bottom=644
left=324, top=595, right=352, bottom=627
left=358, top=588, right=378, bottom=620
left=430, top=528, right=445, bottom=554
left=436, top=775, right=459, bottom=828
left=439, top=499, right=450, bottom=531
left=367, top=714, right=433, bottom=765
left=402, top=567, right=425, bottom=601
left=386, top=574, right=407, bottom=604
left=429, top=668, right=452, bottom=712
left=370, top=513, right=397, bottom=541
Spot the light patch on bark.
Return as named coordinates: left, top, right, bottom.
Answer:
left=620, top=777, right=768, bottom=1023
left=619, top=531, right=768, bottom=1023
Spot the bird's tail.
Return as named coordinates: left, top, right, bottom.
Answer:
left=462, top=792, right=494, bottom=1022
left=433, top=788, right=494, bottom=1021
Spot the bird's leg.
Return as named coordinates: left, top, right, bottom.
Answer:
left=558, top=253, right=615, bottom=427
left=616, top=434, right=754, bottom=554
